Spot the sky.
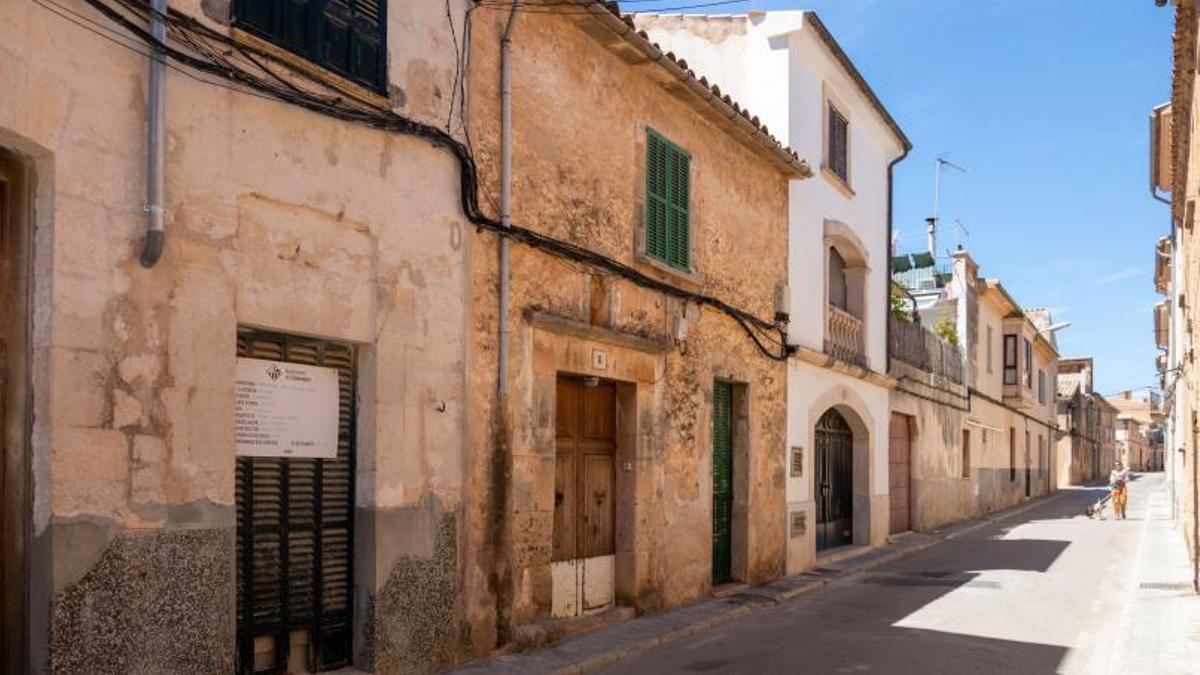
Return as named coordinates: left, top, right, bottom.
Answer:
left=637, top=0, right=1174, bottom=396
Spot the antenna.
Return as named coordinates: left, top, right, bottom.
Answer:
left=930, top=154, right=967, bottom=256
left=951, top=218, right=971, bottom=251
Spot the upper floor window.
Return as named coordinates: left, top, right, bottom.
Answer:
left=1038, top=369, right=1046, bottom=403
left=1023, top=338, right=1033, bottom=388
left=233, top=0, right=387, bottom=92
left=645, top=129, right=691, bottom=271
left=828, top=247, right=848, bottom=311
left=1003, top=334, right=1018, bottom=385
left=826, top=103, right=850, bottom=184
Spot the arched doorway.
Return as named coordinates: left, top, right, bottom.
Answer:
left=815, top=409, right=854, bottom=551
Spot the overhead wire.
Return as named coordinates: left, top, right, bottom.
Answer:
left=46, top=0, right=791, bottom=361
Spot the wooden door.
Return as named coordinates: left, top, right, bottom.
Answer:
left=711, top=381, right=734, bottom=585
left=553, top=377, right=616, bottom=563
left=888, top=414, right=912, bottom=534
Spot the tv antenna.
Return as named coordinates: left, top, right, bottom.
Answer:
left=928, top=154, right=967, bottom=256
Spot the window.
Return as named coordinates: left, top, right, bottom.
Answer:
left=233, top=0, right=387, bottom=91
left=1023, top=338, right=1033, bottom=388
left=986, top=326, right=994, bottom=374
left=645, top=129, right=691, bottom=271
left=828, top=247, right=848, bottom=311
left=962, top=429, right=971, bottom=479
left=827, top=103, right=849, bottom=183
left=1004, top=335, right=1018, bottom=385
left=1009, top=428, right=1017, bottom=481
left=1038, top=369, right=1046, bottom=404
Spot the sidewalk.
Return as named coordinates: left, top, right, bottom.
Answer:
left=446, top=491, right=1067, bottom=675
left=1081, top=481, right=1200, bottom=674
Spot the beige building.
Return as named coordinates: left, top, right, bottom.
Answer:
left=1151, top=0, right=1199, bottom=578
left=0, top=0, right=480, bottom=672
left=1055, top=358, right=1118, bottom=485
left=1111, top=391, right=1164, bottom=471
left=889, top=249, right=1060, bottom=532
left=461, top=0, right=804, bottom=659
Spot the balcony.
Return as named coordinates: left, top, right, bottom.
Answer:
left=1154, top=300, right=1170, bottom=350
left=889, top=316, right=964, bottom=383
left=826, top=305, right=867, bottom=368
left=1155, top=237, right=1172, bottom=296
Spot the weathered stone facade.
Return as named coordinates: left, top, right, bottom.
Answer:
left=1155, top=0, right=1199, bottom=573
left=0, top=0, right=473, bottom=671
left=461, top=5, right=798, bottom=656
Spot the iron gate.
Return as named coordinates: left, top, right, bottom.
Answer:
left=236, top=329, right=356, bottom=673
left=815, top=409, right=853, bottom=551
left=711, top=381, right=734, bottom=585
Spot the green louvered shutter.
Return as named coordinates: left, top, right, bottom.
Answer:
left=712, top=381, right=733, bottom=585
left=645, top=132, right=669, bottom=262
left=234, top=0, right=386, bottom=92
left=645, top=130, right=690, bottom=270
left=668, top=148, right=690, bottom=269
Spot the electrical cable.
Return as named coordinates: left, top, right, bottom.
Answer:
left=56, top=0, right=791, bottom=361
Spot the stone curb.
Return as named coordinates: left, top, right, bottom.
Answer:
left=457, top=490, right=1070, bottom=675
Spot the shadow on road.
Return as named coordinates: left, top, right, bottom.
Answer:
left=603, top=492, right=1098, bottom=674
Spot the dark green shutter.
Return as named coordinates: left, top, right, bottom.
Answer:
left=712, top=381, right=733, bottom=585
left=645, top=130, right=690, bottom=270
left=236, top=330, right=356, bottom=673
left=234, top=0, right=386, bottom=91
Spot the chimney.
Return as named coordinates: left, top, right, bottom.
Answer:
left=926, top=216, right=937, bottom=257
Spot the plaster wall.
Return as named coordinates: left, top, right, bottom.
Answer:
left=0, top=0, right=472, bottom=671
left=785, top=360, right=890, bottom=573
left=463, top=8, right=791, bottom=654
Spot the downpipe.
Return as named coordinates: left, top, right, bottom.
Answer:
left=140, top=0, right=167, bottom=267
left=498, top=0, right=520, bottom=395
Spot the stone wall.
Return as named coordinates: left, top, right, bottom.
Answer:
left=462, top=8, right=792, bottom=655
left=0, top=0, right=473, bottom=671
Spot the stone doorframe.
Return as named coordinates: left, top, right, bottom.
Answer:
left=518, top=313, right=665, bottom=618
left=807, top=386, right=877, bottom=549
left=0, top=135, right=44, bottom=674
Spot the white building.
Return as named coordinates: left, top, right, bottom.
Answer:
left=638, top=11, right=910, bottom=571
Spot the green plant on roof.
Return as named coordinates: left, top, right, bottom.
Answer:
left=933, top=315, right=959, bottom=347
left=890, top=282, right=913, bottom=322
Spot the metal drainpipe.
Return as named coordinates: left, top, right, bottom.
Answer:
left=498, top=0, right=520, bottom=395
left=140, top=0, right=168, bottom=267
left=885, top=146, right=910, bottom=374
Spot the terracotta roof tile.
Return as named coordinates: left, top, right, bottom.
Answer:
left=572, top=0, right=809, bottom=176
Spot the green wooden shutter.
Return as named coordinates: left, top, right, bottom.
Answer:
left=712, top=381, right=733, bottom=585
left=645, top=130, right=690, bottom=270
left=236, top=330, right=356, bottom=673
left=234, top=0, right=385, bottom=91
left=668, top=148, right=690, bottom=269
left=646, top=132, right=669, bottom=262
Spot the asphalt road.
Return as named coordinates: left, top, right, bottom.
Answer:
left=600, top=474, right=1191, bottom=675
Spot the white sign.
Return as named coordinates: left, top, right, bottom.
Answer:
left=235, top=357, right=340, bottom=459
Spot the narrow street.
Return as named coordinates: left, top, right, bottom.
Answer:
left=596, top=474, right=1199, bottom=675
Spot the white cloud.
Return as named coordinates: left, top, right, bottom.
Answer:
left=1096, top=266, right=1142, bottom=285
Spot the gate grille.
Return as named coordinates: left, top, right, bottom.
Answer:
left=236, top=329, right=356, bottom=673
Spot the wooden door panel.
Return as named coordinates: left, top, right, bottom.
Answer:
left=557, top=378, right=579, bottom=439
left=888, top=413, right=911, bottom=534
left=582, top=384, right=615, bottom=441
left=581, top=454, right=615, bottom=558
left=553, top=452, right=577, bottom=562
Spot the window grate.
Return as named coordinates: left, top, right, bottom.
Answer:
left=236, top=329, right=356, bottom=674
left=827, top=104, right=849, bottom=183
